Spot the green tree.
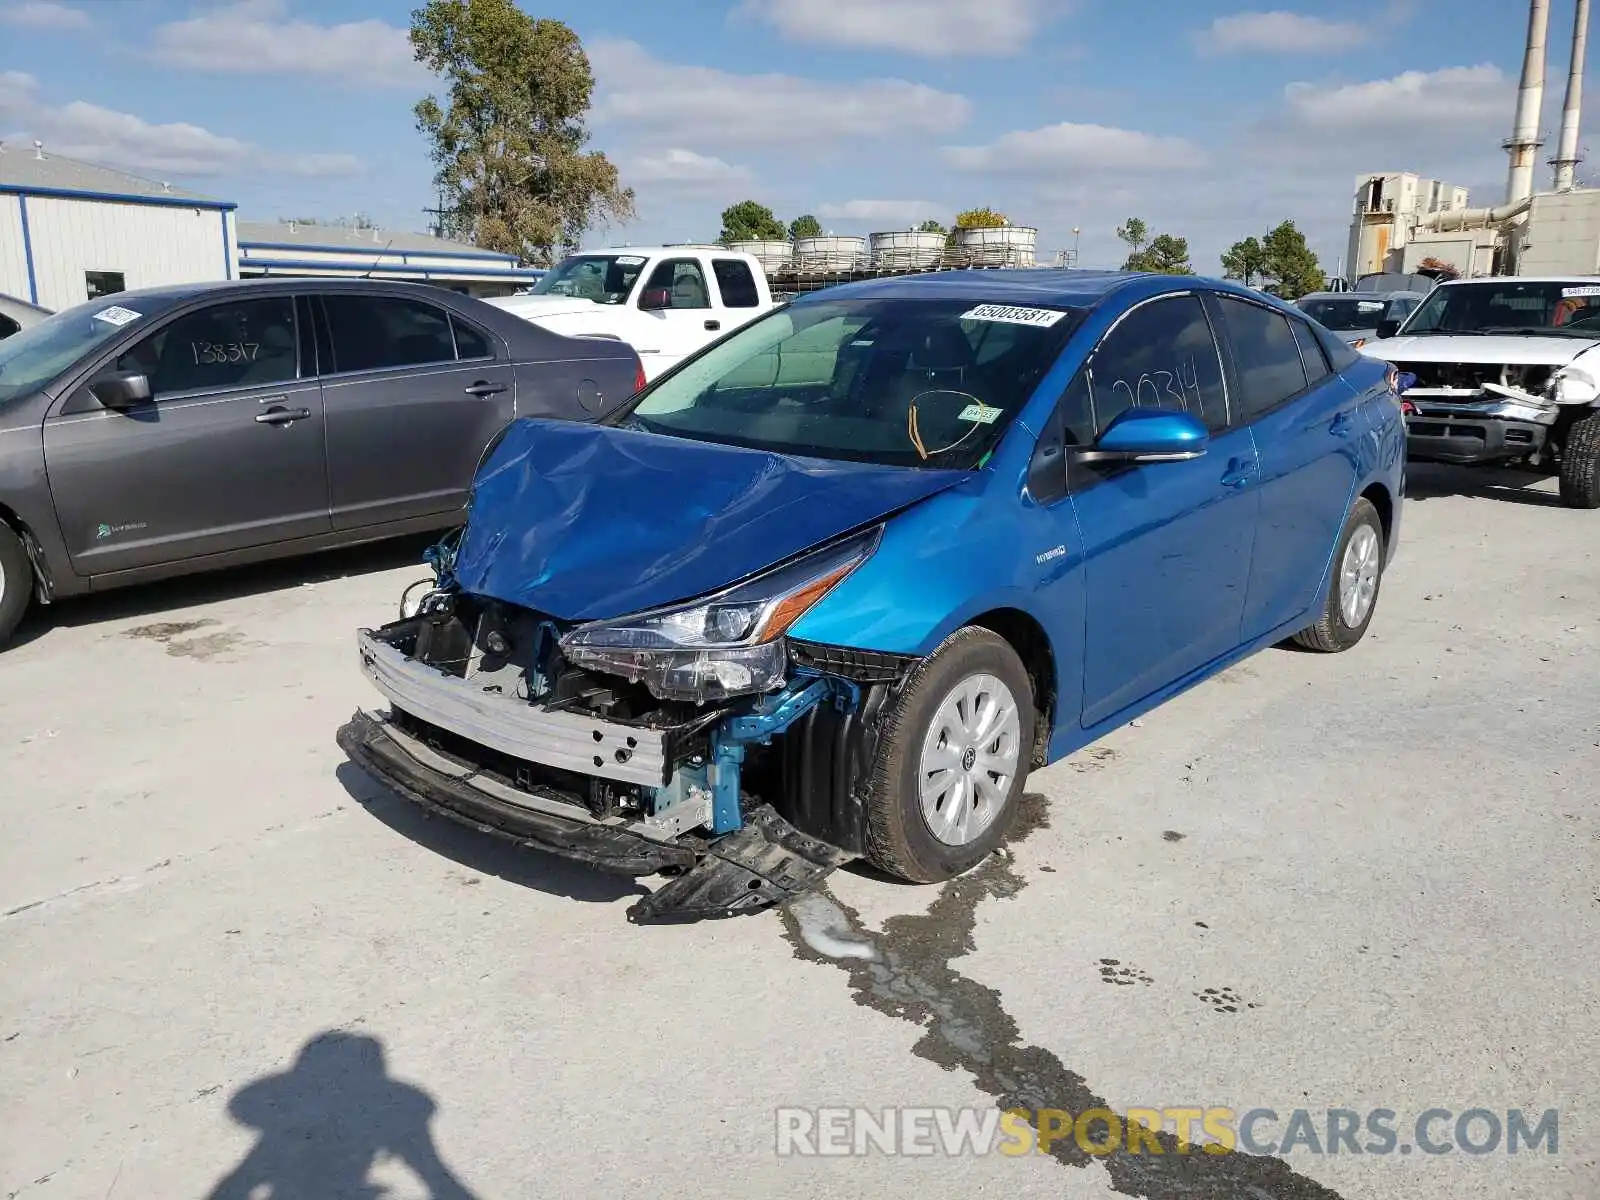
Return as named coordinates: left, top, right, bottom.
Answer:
left=1115, top=217, right=1149, bottom=257
left=411, top=0, right=633, bottom=266
left=1124, top=233, right=1194, bottom=275
left=1221, top=235, right=1268, bottom=287
left=718, top=200, right=786, bottom=244
left=1261, top=220, right=1324, bottom=299
left=917, top=218, right=947, bottom=234
left=788, top=213, right=823, bottom=240
left=954, top=207, right=1008, bottom=229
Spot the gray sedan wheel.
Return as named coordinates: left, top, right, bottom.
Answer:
left=0, top=523, right=32, bottom=649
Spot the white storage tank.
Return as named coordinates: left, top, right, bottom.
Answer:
left=726, top=239, right=794, bottom=274
left=952, top=225, right=1038, bottom=267
left=869, top=229, right=946, bottom=270
left=793, top=235, right=868, bottom=271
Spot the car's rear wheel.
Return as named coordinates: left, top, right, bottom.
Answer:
left=863, top=627, right=1035, bottom=882
left=1557, top=410, right=1600, bottom=509
left=0, top=523, right=33, bottom=649
left=1293, top=497, right=1384, bottom=653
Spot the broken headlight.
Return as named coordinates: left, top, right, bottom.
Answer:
left=559, top=527, right=881, bottom=703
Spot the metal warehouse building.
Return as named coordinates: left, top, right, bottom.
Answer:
left=1, top=143, right=545, bottom=312
left=0, top=144, right=236, bottom=311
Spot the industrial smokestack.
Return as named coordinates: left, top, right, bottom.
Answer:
left=1506, top=0, right=1552, bottom=205
left=1553, top=0, right=1590, bottom=191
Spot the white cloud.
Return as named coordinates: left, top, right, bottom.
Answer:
left=0, top=1, right=91, bottom=31
left=0, top=72, right=363, bottom=180
left=628, top=148, right=751, bottom=187
left=738, top=0, right=1052, bottom=57
left=151, top=0, right=426, bottom=89
left=817, top=199, right=939, bottom=222
left=1284, top=64, right=1509, bottom=128
left=1197, top=11, right=1369, bottom=54
left=590, top=39, right=970, bottom=147
left=945, top=122, right=1207, bottom=175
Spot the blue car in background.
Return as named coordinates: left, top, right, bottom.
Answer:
left=340, top=270, right=1405, bottom=921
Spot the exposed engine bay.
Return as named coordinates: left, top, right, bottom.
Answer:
left=1391, top=360, right=1558, bottom=394
left=340, top=584, right=919, bottom=922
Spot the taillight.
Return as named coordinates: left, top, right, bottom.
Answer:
left=633, top=359, right=646, bottom=394
left=1384, top=365, right=1399, bottom=392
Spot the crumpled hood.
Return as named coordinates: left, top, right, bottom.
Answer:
left=1361, top=333, right=1600, bottom=366
left=451, top=419, right=971, bottom=621
left=483, top=294, right=606, bottom=323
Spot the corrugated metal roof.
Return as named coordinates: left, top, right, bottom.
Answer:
left=236, top=220, right=514, bottom=260
left=0, top=147, right=221, bottom=202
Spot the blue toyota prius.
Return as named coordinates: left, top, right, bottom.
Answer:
left=340, top=270, right=1406, bottom=921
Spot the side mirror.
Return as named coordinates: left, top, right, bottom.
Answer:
left=1375, top=318, right=1402, bottom=340
left=1075, top=408, right=1209, bottom=464
left=90, top=371, right=153, bottom=408
left=638, top=287, right=672, bottom=311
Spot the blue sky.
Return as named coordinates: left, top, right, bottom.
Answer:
left=0, top=0, right=1586, bottom=273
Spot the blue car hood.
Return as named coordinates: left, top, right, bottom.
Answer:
left=450, top=419, right=971, bottom=621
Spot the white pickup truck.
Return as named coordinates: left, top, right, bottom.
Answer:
left=484, top=246, right=776, bottom=381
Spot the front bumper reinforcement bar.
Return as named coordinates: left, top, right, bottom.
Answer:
left=337, top=709, right=853, bottom=922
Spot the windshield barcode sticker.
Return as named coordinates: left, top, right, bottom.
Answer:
left=961, top=304, right=1067, bottom=328
left=1562, top=285, right=1600, bottom=297
left=958, top=403, right=1003, bottom=424
left=615, top=255, right=646, bottom=266
left=92, top=305, right=141, bottom=326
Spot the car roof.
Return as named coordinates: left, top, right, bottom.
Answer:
left=791, top=268, right=1151, bottom=308
left=1434, top=275, right=1600, bottom=286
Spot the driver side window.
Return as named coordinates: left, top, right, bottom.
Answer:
left=1078, top=294, right=1228, bottom=441
left=642, top=259, right=711, bottom=310
left=115, top=297, right=298, bottom=399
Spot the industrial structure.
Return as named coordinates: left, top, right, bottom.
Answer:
left=1347, top=0, right=1600, bottom=281
left=0, top=144, right=539, bottom=311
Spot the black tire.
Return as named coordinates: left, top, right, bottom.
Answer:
left=1293, top=497, right=1385, bottom=654
left=864, top=627, right=1035, bottom=883
left=1558, top=411, right=1600, bottom=509
left=0, top=522, right=32, bottom=650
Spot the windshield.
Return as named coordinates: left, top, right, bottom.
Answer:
left=0, top=296, right=167, bottom=406
left=612, top=296, right=1082, bottom=469
left=1300, top=296, right=1395, bottom=331
left=1400, top=280, right=1600, bottom=337
left=527, top=254, right=650, bottom=304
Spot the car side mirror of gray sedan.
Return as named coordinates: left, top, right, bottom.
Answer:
left=90, top=371, right=154, bottom=408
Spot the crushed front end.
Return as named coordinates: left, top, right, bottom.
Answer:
left=339, top=528, right=916, bottom=923
left=1392, top=359, right=1588, bottom=467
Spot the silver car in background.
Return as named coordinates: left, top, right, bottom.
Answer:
left=0, top=292, right=51, bottom=341
left=1297, top=290, right=1429, bottom=350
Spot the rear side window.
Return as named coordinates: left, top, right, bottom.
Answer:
left=1216, top=297, right=1308, bottom=421
left=1082, top=294, right=1228, bottom=438
left=452, top=316, right=491, bottom=359
left=1290, top=318, right=1331, bottom=385
left=323, top=295, right=456, bottom=373
left=713, top=259, right=761, bottom=308
left=115, top=297, right=297, bottom=398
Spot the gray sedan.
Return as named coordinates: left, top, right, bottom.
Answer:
left=1296, top=289, right=1429, bottom=349
left=0, top=278, right=643, bottom=647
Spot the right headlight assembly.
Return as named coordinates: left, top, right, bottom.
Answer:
left=558, top=526, right=882, bottom=704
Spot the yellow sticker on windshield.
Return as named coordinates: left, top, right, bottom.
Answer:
left=959, top=403, right=1003, bottom=424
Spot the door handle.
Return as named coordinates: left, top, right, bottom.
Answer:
left=704, top=319, right=721, bottom=331
left=464, top=381, right=507, bottom=397
left=1220, top=457, right=1256, bottom=489
left=254, top=406, right=311, bottom=426
left=1330, top=410, right=1356, bottom=437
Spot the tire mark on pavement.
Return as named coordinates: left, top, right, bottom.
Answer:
left=779, top=793, right=1344, bottom=1199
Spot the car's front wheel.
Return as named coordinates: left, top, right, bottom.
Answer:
left=1293, top=497, right=1385, bottom=653
left=1557, top=410, right=1600, bottom=509
left=0, top=522, right=33, bottom=649
left=864, top=627, right=1035, bottom=882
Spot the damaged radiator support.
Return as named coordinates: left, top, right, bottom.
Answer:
left=351, top=608, right=903, bottom=921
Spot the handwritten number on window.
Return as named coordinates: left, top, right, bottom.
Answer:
left=1108, top=356, right=1205, bottom=417
left=190, top=341, right=260, bottom=365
